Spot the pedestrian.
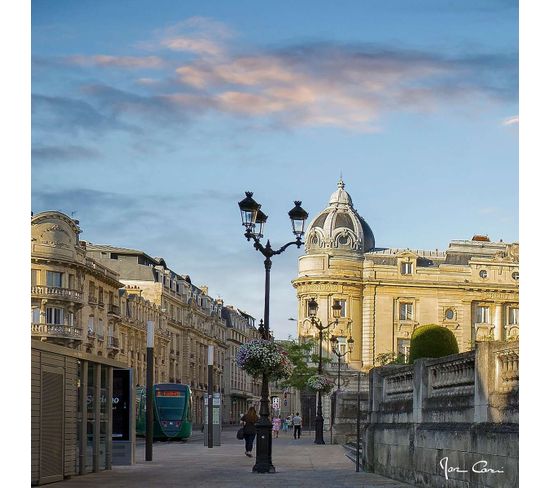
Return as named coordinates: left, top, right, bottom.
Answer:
left=292, top=412, right=302, bottom=439
left=272, top=415, right=281, bottom=438
left=282, top=416, right=289, bottom=433
left=240, top=407, right=258, bottom=457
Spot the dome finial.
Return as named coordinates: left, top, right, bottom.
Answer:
left=337, top=172, right=345, bottom=189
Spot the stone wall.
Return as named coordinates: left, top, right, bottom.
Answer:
left=363, top=341, right=518, bottom=488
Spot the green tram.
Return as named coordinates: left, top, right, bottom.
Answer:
left=136, top=383, right=193, bottom=440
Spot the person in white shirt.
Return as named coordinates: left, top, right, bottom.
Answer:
left=292, top=412, right=302, bottom=439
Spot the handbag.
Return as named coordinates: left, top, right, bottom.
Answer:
left=236, top=427, right=245, bottom=440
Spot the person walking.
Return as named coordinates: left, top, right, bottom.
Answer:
left=281, top=416, right=289, bottom=433
left=272, top=415, right=282, bottom=438
left=240, top=407, right=258, bottom=457
left=292, top=412, right=302, bottom=439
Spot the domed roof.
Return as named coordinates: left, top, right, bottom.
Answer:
left=305, top=179, right=375, bottom=255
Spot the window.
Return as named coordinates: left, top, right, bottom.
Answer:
left=479, top=270, right=488, bottom=279
left=401, top=262, right=413, bottom=275
left=476, top=305, right=490, bottom=324
left=508, top=308, right=518, bottom=325
left=98, top=319, right=104, bottom=336
left=445, top=308, right=455, bottom=320
left=512, top=271, right=519, bottom=281
left=98, top=287, right=104, bottom=304
left=334, top=299, right=347, bottom=318
left=88, top=316, right=94, bottom=333
left=68, top=274, right=75, bottom=289
left=32, top=307, right=40, bottom=323
left=46, top=271, right=63, bottom=288
left=46, top=307, right=64, bottom=324
left=399, top=302, right=414, bottom=321
left=31, top=269, right=38, bottom=286
left=397, top=338, right=411, bottom=361
left=67, top=312, right=74, bottom=326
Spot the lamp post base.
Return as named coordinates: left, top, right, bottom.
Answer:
left=253, top=422, right=276, bottom=473
left=314, top=415, right=325, bottom=445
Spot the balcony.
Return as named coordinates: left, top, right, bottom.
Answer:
left=107, top=336, right=120, bottom=357
left=107, top=304, right=121, bottom=316
left=88, top=295, right=98, bottom=305
left=31, top=286, right=83, bottom=304
left=31, top=323, right=82, bottom=345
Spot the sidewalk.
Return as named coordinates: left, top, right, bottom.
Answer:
left=53, top=427, right=412, bottom=488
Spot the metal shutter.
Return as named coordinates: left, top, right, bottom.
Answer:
left=39, top=367, right=64, bottom=484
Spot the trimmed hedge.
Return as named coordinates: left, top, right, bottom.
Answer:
left=409, top=324, right=459, bottom=363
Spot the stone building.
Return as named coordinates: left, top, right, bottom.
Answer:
left=221, top=305, right=262, bottom=423
left=31, top=211, right=165, bottom=483
left=85, top=244, right=229, bottom=426
left=293, top=179, right=519, bottom=374
left=31, top=211, right=171, bottom=381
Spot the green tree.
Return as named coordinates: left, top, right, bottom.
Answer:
left=409, top=324, right=459, bottom=363
left=276, top=338, right=331, bottom=390
left=374, top=351, right=407, bottom=366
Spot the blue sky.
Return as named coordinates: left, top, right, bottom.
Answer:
left=31, top=0, right=518, bottom=339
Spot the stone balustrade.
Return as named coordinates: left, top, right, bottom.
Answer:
left=31, top=323, right=82, bottom=339
left=362, top=340, right=519, bottom=488
left=427, top=352, right=475, bottom=398
left=382, top=368, right=414, bottom=401
left=495, top=347, right=519, bottom=393
left=31, top=285, right=83, bottom=302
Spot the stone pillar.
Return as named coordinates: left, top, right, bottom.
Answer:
left=364, top=368, right=382, bottom=472
left=494, top=303, right=503, bottom=341
left=412, top=359, right=427, bottom=424
left=474, top=341, right=490, bottom=423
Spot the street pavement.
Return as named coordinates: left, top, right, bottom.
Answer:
left=53, top=427, right=413, bottom=487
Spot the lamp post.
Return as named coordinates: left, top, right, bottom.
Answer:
left=238, top=191, right=308, bottom=473
left=145, top=320, right=154, bottom=461
left=303, top=298, right=342, bottom=445
left=329, top=334, right=355, bottom=390
left=328, top=334, right=354, bottom=444
left=207, top=345, right=214, bottom=449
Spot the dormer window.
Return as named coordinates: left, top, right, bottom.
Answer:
left=401, top=262, right=413, bottom=275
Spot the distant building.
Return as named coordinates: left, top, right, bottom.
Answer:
left=221, top=305, right=262, bottom=423
left=85, top=243, right=229, bottom=426
left=293, top=179, right=519, bottom=372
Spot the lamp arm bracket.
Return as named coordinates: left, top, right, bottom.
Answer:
left=272, top=238, right=303, bottom=256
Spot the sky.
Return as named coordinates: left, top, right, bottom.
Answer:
left=31, top=0, right=518, bottom=339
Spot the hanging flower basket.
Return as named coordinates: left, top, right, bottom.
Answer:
left=306, top=374, right=335, bottom=394
left=236, top=339, right=293, bottom=381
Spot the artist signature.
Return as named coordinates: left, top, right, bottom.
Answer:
left=439, top=457, right=504, bottom=480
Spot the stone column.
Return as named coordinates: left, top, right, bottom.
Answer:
left=462, top=299, right=473, bottom=349
left=362, top=285, right=376, bottom=367
left=494, top=303, right=503, bottom=341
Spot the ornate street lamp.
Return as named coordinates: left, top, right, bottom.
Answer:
left=330, top=334, right=355, bottom=390
left=303, top=298, right=341, bottom=445
left=237, top=192, right=308, bottom=473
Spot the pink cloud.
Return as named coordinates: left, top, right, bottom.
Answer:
left=502, top=115, right=519, bottom=126
left=68, top=55, right=165, bottom=69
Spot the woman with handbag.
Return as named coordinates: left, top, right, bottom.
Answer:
left=240, top=406, right=258, bottom=457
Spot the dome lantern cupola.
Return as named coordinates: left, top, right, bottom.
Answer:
left=304, top=179, right=375, bottom=255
